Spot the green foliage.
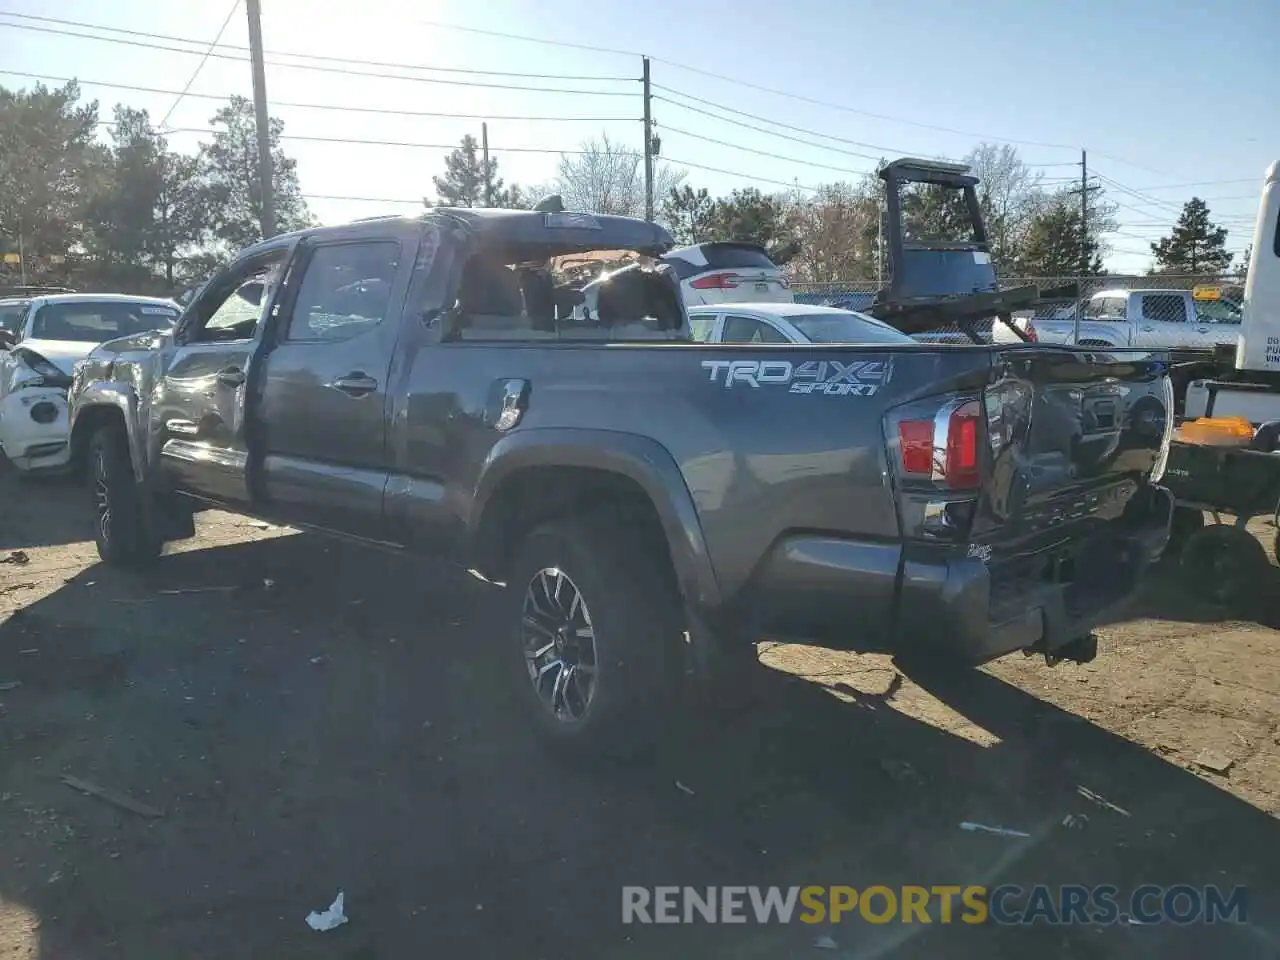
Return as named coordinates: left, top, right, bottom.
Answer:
left=0, top=81, right=100, bottom=285
left=661, top=186, right=716, bottom=246
left=430, top=134, right=509, bottom=207
left=1151, top=197, right=1234, bottom=275
left=1016, top=194, right=1104, bottom=276
left=199, top=95, right=312, bottom=253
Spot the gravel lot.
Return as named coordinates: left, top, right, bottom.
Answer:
left=2, top=466, right=1279, bottom=958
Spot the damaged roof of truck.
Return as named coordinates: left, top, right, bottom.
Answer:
left=234, top=208, right=676, bottom=261
left=429, top=207, right=676, bottom=258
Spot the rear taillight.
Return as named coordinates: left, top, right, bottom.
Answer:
left=690, top=272, right=742, bottom=290
left=945, top=402, right=981, bottom=489
left=895, top=399, right=982, bottom=490
left=898, top=420, right=933, bottom=475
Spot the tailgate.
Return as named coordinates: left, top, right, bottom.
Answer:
left=976, top=347, right=1172, bottom=543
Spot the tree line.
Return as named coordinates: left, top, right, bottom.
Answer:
left=0, top=81, right=310, bottom=294
left=0, top=80, right=1245, bottom=296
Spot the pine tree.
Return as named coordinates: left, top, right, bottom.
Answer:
left=1015, top=197, right=1103, bottom=276
left=198, top=96, right=311, bottom=254
left=1151, top=197, right=1233, bottom=275
left=431, top=135, right=505, bottom=207
left=660, top=185, right=715, bottom=245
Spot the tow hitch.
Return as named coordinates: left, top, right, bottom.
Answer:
left=1025, top=632, right=1099, bottom=666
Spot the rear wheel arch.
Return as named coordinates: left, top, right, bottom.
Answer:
left=471, top=431, right=720, bottom=609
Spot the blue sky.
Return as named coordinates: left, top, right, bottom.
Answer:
left=0, top=0, right=1274, bottom=274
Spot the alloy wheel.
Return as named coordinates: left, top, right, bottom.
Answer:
left=521, top=567, right=598, bottom=722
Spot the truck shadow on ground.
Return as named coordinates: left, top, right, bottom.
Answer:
left=1, top=531, right=1278, bottom=959
left=0, top=465, right=91, bottom=552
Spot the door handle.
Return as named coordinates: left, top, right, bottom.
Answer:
left=329, top=372, right=378, bottom=397
left=1141, top=326, right=1154, bottom=332
left=1197, top=327, right=1209, bottom=334
left=216, top=367, right=246, bottom=387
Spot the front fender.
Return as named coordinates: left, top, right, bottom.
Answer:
left=69, top=382, right=145, bottom=482
left=472, top=428, right=721, bottom=611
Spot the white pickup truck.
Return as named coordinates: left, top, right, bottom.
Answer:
left=993, top=287, right=1242, bottom=356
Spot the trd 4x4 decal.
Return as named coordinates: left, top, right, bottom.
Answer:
left=700, top=358, right=893, bottom=396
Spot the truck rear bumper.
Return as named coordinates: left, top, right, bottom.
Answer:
left=748, top=484, right=1174, bottom=664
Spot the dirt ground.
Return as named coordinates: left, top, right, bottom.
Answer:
left=1, top=466, right=1278, bottom=959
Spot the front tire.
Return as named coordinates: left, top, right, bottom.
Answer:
left=89, top=423, right=161, bottom=568
left=507, top=511, right=681, bottom=758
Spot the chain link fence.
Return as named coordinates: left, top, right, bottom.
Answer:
left=791, top=275, right=1245, bottom=343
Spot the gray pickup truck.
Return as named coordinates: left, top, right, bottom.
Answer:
left=67, top=207, right=1175, bottom=755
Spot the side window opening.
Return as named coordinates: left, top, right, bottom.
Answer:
left=191, top=252, right=289, bottom=343
left=1093, top=297, right=1126, bottom=320
left=688, top=314, right=715, bottom=342
left=448, top=249, right=685, bottom=341
left=1142, top=294, right=1188, bottom=324
left=286, top=241, right=401, bottom=342
left=722, top=315, right=786, bottom=343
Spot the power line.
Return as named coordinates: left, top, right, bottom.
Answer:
left=1121, top=177, right=1259, bottom=192
left=0, top=69, right=638, bottom=122
left=0, top=19, right=636, bottom=94
left=1096, top=173, right=1189, bottom=214
left=96, top=120, right=613, bottom=156
left=653, top=90, right=915, bottom=159
left=659, top=125, right=877, bottom=175
left=305, top=193, right=422, bottom=205
left=662, top=155, right=818, bottom=192
left=159, top=1, right=239, bottom=130
left=278, top=133, right=599, bottom=156
left=0, top=10, right=635, bottom=81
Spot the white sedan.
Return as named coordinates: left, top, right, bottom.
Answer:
left=0, top=293, right=180, bottom=473
left=688, top=302, right=915, bottom=344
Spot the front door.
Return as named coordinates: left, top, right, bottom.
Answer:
left=154, top=246, right=293, bottom=505
left=255, top=232, right=414, bottom=540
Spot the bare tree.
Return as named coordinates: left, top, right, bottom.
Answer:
left=555, top=134, right=684, bottom=218
left=963, top=143, right=1043, bottom=273
left=787, top=178, right=881, bottom=283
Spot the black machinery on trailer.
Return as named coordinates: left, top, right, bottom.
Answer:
left=1160, top=427, right=1280, bottom=604
left=865, top=157, right=1078, bottom=344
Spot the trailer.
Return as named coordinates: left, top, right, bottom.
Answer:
left=1161, top=429, right=1280, bottom=604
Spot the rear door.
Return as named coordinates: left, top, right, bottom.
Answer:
left=687, top=310, right=721, bottom=343
left=720, top=313, right=792, bottom=343
left=154, top=244, right=295, bottom=505
left=254, top=228, right=416, bottom=540
left=1135, top=292, right=1194, bottom=348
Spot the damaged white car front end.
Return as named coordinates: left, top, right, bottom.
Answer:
left=0, top=344, right=81, bottom=472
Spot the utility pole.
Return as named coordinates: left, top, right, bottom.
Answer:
left=1074, top=147, right=1087, bottom=345
left=1079, top=148, right=1088, bottom=276
left=481, top=122, right=491, bottom=207
left=17, top=214, right=26, bottom=287
left=642, top=56, right=654, bottom=222
left=245, top=0, right=276, bottom=238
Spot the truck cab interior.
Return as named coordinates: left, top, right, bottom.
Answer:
left=448, top=250, right=687, bottom=341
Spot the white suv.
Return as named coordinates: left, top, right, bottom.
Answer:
left=661, top=242, right=792, bottom=305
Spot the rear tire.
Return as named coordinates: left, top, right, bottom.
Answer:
left=1179, top=525, right=1268, bottom=605
left=507, top=510, right=682, bottom=758
left=89, top=423, right=161, bottom=568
